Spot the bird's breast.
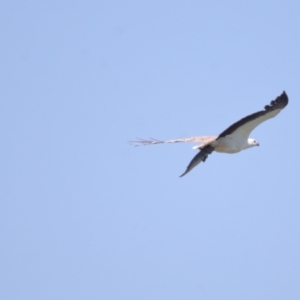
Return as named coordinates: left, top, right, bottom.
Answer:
left=214, top=137, right=245, bottom=153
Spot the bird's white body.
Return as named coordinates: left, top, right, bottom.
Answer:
left=210, top=137, right=258, bottom=153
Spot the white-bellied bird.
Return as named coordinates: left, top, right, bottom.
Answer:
left=130, top=91, right=288, bottom=177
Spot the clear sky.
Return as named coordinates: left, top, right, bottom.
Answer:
left=1, top=1, right=300, bottom=299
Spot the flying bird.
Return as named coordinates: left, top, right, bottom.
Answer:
left=130, top=91, right=288, bottom=177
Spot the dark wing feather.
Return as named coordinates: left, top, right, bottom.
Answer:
left=218, top=91, right=288, bottom=139
left=180, top=145, right=214, bottom=177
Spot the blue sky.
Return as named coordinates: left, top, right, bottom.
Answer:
left=1, top=1, right=300, bottom=299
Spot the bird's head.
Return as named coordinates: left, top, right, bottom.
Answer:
left=248, top=138, right=260, bottom=148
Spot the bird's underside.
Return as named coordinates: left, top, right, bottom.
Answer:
left=130, top=91, right=288, bottom=177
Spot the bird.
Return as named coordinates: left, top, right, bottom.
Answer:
left=130, top=91, right=288, bottom=177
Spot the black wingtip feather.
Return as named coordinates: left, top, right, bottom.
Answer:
left=264, top=91, right=288, bottom=112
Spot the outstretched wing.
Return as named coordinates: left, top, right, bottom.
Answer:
left=180, top=145, right=215, bottom=177
left=218, top=91, right=288, bottom=139
left=129, top=136, right=217, bottom=147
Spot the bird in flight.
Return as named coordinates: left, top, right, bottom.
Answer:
left=130, top=91, right=288, bottom=177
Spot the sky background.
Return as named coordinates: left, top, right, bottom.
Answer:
left=1, top=1, right=300, bottom=299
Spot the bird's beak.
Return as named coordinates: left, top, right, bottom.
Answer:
left=257, top=143, right=260, bottom=146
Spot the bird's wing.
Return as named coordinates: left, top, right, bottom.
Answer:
left=129, top=136, right=217, bottom=147
left=217, top=91, right=288, bottom=139
left=180, top=145, right=215, bottom=177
